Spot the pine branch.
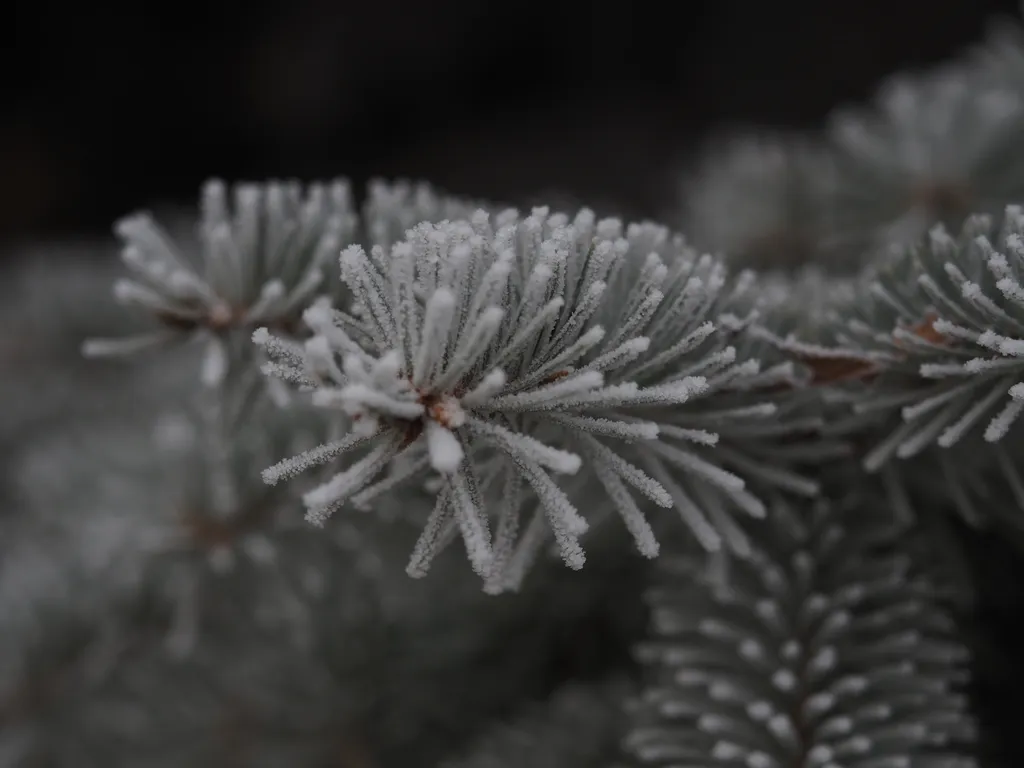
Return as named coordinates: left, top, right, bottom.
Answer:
left=0, top=246, right=198, bottom=461
left=257, top=208, right=818, bottom=589
left=791, top=210, right=1024, bottom=502
left=676, top=134, right=832, bottom=273
left=820, top=60, right=1024, bottom=261
left=81, top=179, right=357, bottom=370
left=621, top=490, right=976, bottom=768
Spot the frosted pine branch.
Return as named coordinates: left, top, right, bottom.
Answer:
left=677, top=134, right=832, bottom=272
left=801, top=210, right=1024, bottom=483
left=82, top=179, right=358, bottom=370
left=622, top=492, right=976, bottom=768
left=257, top=208, right=782, bottom=589
left=821, top=62, right=1024, bottom=260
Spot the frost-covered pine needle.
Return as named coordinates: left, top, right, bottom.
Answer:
left=257, top=208, right=777, bottom=588
left=622, top=493, right=976, bottom=768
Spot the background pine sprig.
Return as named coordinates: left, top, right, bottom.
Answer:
left=621, top=487, right=976, bottom=768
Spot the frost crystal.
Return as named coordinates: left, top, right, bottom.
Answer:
left=257, top=208, right=780, bottom=589
left=623, top=493, right=976, bottom=768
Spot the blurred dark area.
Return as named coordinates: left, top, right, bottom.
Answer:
left=3, top=0, right=1021, bottom=248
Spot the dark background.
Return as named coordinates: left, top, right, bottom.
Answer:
left=3, top=0, right=1021, bottom=248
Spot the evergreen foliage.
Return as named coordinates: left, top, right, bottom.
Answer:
left=623, top=489, right=975, bottom=768
left=7, top=8, right=1024, bottom=767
